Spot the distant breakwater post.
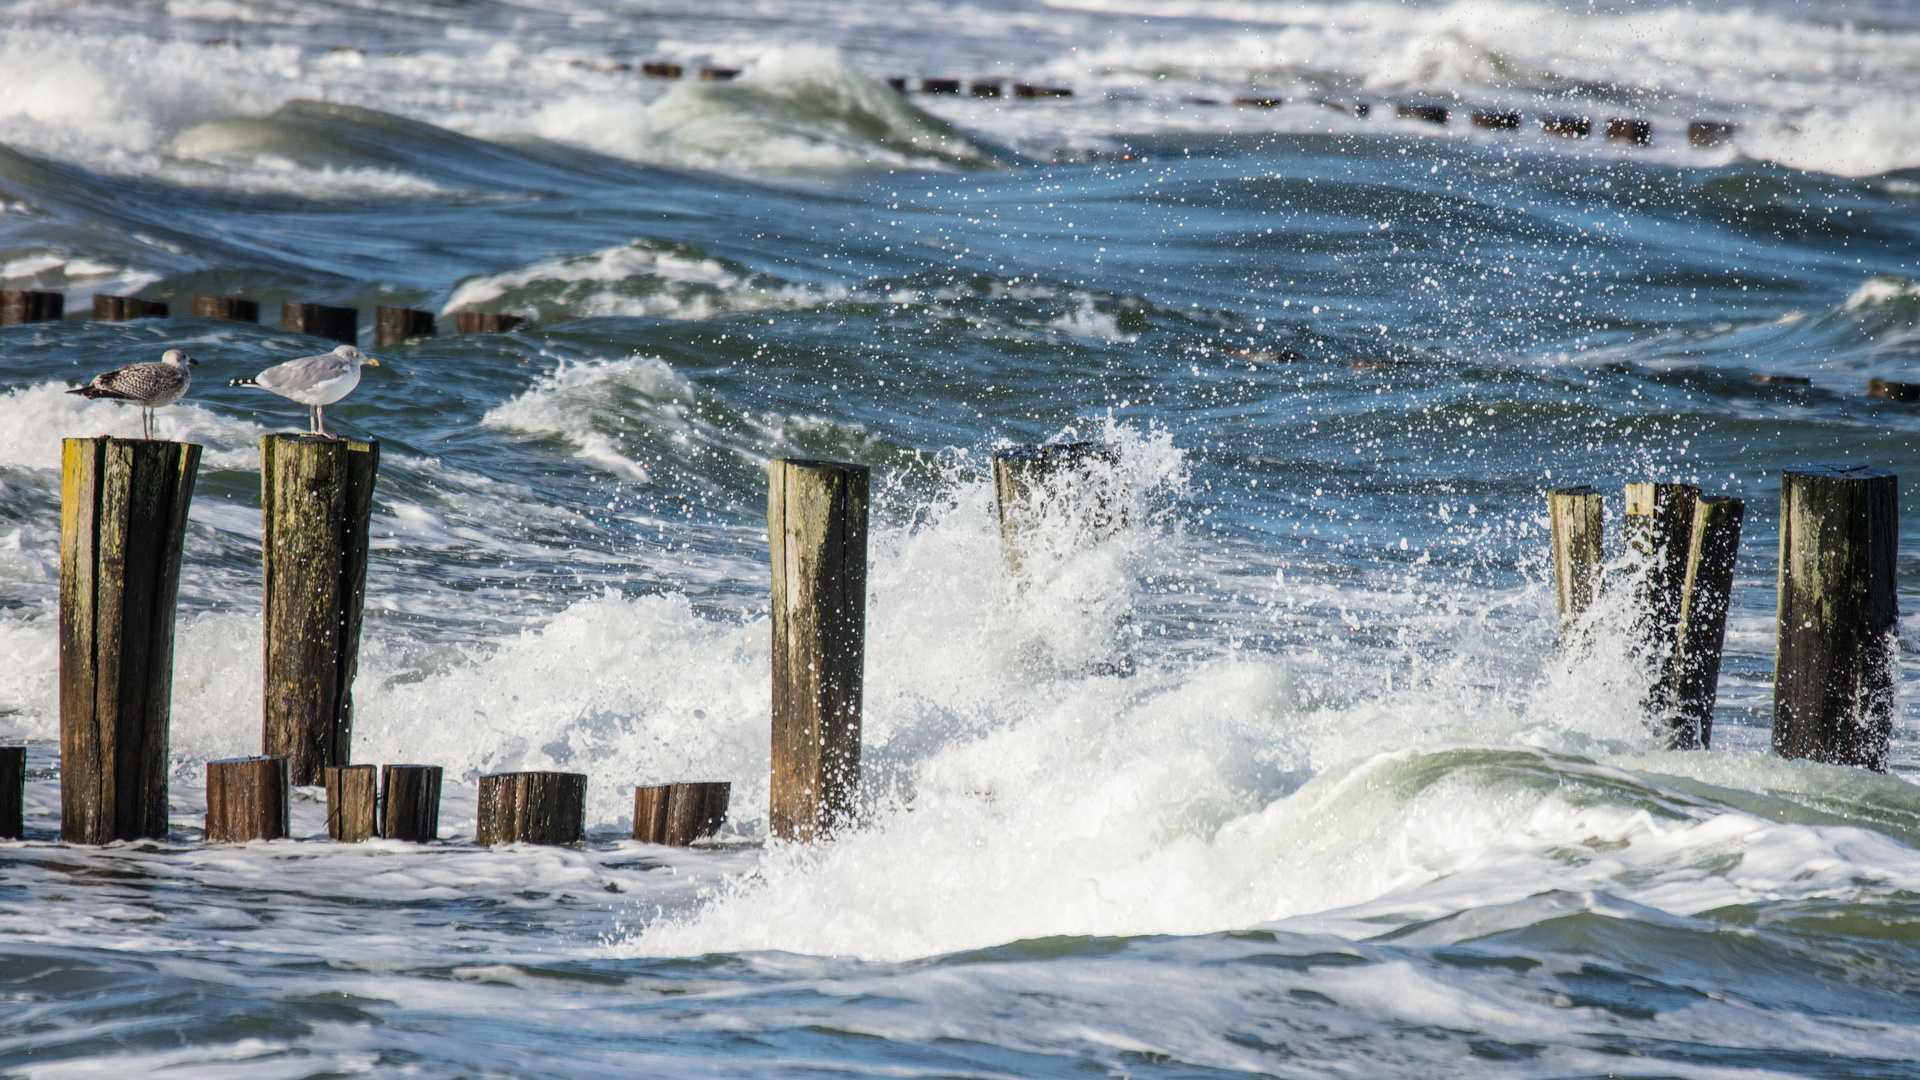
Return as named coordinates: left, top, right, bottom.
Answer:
left=476, top=772, right=587, bottom=845
left=1549, top=480, right=1745, bottom=750
left=190, top=295, right=260, bottom=322
left=59, top=437, right=201, bottom=843
left=455, top=311, right=524, bottom=334
left=1, top=290, right=63, bottom=325
left=261, top=434, right=379, bottom=785
left=769, top=459, right=869, bottom=841
left=1774, top=467, right=1897, bottom=770
left=326, top=763, right=378, bottom=841
left=375, top=306, right=435, bottom=347
left=93, top=296, right=168, bottom=321
left=283, top=302, right=359, bottom=345
left=206, top=756, right=290, bottom=842
left=634, top=782, right=730, bottom=846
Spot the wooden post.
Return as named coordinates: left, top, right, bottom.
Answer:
left=381, top=764, right=441, bottom=841
left=769, top=458, right=868, bottom=841
left=325, top=763, right=378, bottom=841
left=1, top=289, right=63, bottom=325
left=189, top=295, right=259, bottom=322
left=991, top=442, right=1121, bottom=570
left=0, top=746, right=23, bottom=840
left=59, top=437, right=200, bottom=843
left=92, top=296, right=169, bottom=321
left=1666, top=496, right=1745, bottom=749
left=1547, top=486, right=1605, bottom=626
left=206, top=757, right=289, bottom=842
left=261, top=434, right=379, bottom=785
left=1625, top=482, right=1701, bottom=715
left=476, top=771, right=586, bottom=845
left=282, top=301, right=358, bottom=344
left=1774, top=466, right=1898, bottom=770
left=633, top=782, right=729, bottom=845
left=374, top=306, right=434, bottom=347
left=454, top=311, right=523, bottom=334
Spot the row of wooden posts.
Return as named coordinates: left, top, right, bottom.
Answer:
left=1550, top=465, right=1897, bottom=771
left=4, top=426, right=1092, bottom=846
left=4, top=435, right=1896, bottom=847
left=0, top=291, right=519, bottom=345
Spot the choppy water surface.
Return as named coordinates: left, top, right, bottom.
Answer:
left=3, top=0, right=1920, bottom=1075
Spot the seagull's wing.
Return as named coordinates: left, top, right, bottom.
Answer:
left=88, top=363, right=183, bottom=403
left=255, top=354, right=348, bottom=394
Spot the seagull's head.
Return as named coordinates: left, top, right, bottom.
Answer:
left=332, top=344, right=379, bottom=367
left=161, top=349, right=199, bottom=367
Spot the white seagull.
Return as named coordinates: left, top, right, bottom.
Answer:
left=67, top=348, right=198, bottom=439
left=231, top=344, right=380, bottom=438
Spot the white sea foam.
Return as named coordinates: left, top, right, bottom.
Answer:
left=443, top=240, right=841, bottom=324
left=0, top=379, right=266, bottom=472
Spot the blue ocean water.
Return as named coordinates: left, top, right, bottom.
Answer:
left=2, top=0, right=1920, bottom=1075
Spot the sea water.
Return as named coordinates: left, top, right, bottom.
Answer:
left=2, top=0, right=1920, bottom=1075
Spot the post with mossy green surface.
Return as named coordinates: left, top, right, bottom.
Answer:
left=1625, top=482, right=1700, bottom=715
left=768, top=458, right=868, bottom=841
left=59, top=436, right=201, bottom=843
left=261, top=433, right=379, bottom=785
left=1666, top=496, right=1745, bottom=749
left=1547, top=486, right=1604, bottom=631
left=1773, top=466, right=1897, bottom=771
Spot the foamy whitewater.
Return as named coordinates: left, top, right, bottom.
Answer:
left=2, top=0, right=1919, bottom=1075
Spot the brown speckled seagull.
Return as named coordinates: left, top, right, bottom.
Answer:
left=66, top=348, right=198, bottom=439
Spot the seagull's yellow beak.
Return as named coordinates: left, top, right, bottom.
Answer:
left=367, top=358, right=381, bottom=366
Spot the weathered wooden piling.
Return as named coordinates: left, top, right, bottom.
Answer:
left=642, top=61, right=682, bottom=78
left=1013, top=83, right=1072, bottom=98
left=971, top=80, right=1002, bottom=99
left=282, top=301, right=358, bottom=344
left=1396, top=103, right=1448, bottom=124
left=476, top=771, right=587, bottom=845
left=1234, top=96, right=1283, bottom=108
left=634, top=781, right=730, bottom=845
left=92, top=296, right=169, bottom=321
left=1689, top=120, right=1736, bottom=148
left=374, top=306, right=435, bottom=347
left=1, top=289, right=63, bottom=325
left=261, top=433, right=379, bottom=785
left=381, top=764, right=442, bottom=841
left=1547, top=486, right=1604, bottom=626
left=1667, top=496, right=1745, bottom=749
left=1626, top=482, right=1701, bottom=713
left=1868, top=378, right=1920, bottom=403
left=1471, top=110, right=1520, bottom=130
left=60, top=437, right=201, bottom=843
left=189, top=295, right=259, bottom=322
left=1606, top=118, right=1652, bottom=145
left=325, top=763, right=378, bottom=841
left=454, top=311, right=523, bottom=334
left=922, top=78, right=960, bottom=94
left=1752, top=374, right=1812, bottom=386
left=887, top=76, right=908, bottom=92
left=700, top=67, right=740, bottom=81
left=769, top=458, right=869, bottom=841
left=1774, top=466, right=1898, bottom=771
left=206, top=757, right=290, bottom=842
left=992, top=442, right=1122, bottom=569
left=0, top=746, right=23, bottom=840
left=1542, top=115, right=1591, bottom=138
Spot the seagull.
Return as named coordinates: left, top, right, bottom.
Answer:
left=66, top=348, right=197, bottom=439
left=230, top=344, right=380, bottom=438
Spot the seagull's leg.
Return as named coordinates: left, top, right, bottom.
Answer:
left=317, top=405, right=328, bottom=438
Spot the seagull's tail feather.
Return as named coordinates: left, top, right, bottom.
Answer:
left=228, top=376, right=259, bottom=388
left=66, top=385, right=123, bottom=399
